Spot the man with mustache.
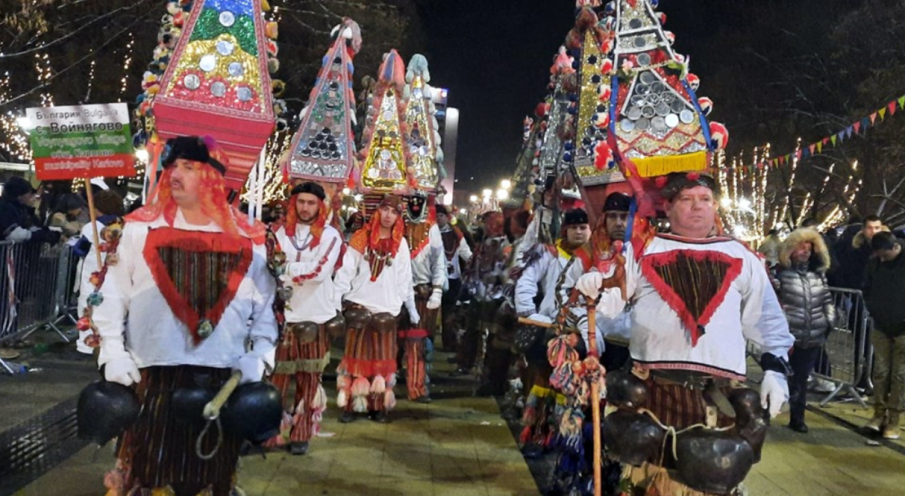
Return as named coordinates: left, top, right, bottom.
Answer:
left=265, top=181, right=343, bottom=455
left=576, top=172, right=794, bottom=495
left=91, top=136, right=277, bottom=495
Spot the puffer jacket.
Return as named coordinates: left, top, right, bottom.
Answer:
left=775, top=228, right=837, bottom=348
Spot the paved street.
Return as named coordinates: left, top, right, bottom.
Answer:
left=3, top=339, right=905, bottom=495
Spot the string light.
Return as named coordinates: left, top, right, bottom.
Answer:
left=0, top=73, right=32, bottom=163
left=240, top=129, right=293, bottom=205
left=35, top=52, right=54, bottom=107
left=84, top=58, right=96, bottom=102
left=119, top=33, right=134, bottom=100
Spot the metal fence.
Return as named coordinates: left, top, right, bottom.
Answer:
left=812, top=287, right=873, bottom=408
left=0, top=240, right=79, bottom=375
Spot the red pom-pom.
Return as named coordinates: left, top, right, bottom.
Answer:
left=687, top=172, right=700, bottom=181
left=594, top=142, right=613, bottom=170
left=655, top=176, right=668, bottom=188
left=613, top=240, right=624, bottom=253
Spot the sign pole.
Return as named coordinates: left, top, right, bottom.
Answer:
left=84, top=180, right=102, bottom=269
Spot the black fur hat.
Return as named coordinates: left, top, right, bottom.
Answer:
left=163, top=136, right=226, bottom=175
left=290, top=181, right=326, bottom=201
left=563, top=208, right=589, bottom=226
left=603, top=193, right=632, bottom=212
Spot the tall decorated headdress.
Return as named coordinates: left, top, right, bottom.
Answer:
left=556, top=2, right=727, bottom=217
left=146, top=0, right=279, bottom=195
left=285, top=18, right=362, bottom=186
left=357, top=50, right=410, bottom=195
left=403, top=54, right=446, bottom=193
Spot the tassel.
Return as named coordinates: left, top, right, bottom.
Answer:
left=384, top=389, right=396, bottom=410
left=522, top=406, right=537, bottom=426
left=351, top=376, right=370, bottom=397
left=311, top=384, right=327, bottom=411
left=337, top=390, right=348, bottom=408
left=352, top=395, right=368, bottom=413
left=371, top=374, right=386, bottom=394
left=519, top=425, right=532, bottom=446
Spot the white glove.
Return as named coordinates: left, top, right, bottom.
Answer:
left=426, top=289, right=442, bottom=310
left=527, top=313, right=553, bottom=325
left=235, top=354, right=268, bottom=384
left=576, top=272, right=605, bottom=300
left=405, top=296, right=421, bottom=326
left=5, top=226, right=32, bottom=242
left=760, top=370, right=789, bottom=418
left=104, top=356, right=141, bottom=387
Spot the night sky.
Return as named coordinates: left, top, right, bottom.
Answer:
left=417, top=0, right=727, bottom=194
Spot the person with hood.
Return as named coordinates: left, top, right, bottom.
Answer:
left=863, top=231, right=905, bottom=440
left=774, top=228, right=836, bottom=433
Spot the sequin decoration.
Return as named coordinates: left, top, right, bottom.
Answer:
left=165, top=34, right=264, bottom=102
left=211, top=81, right=227, bottom=97
left=404, top=78, right=439, bottom=190
left=206, top=0, right=254, bottom=17
left=167, top=70, right=261, bottom=112
left=228, top=61, right=244, bottom=77
left=184, top=74, right=201, bottom=90
left=236, top=86, right=252, bottom=101
left=192, top=8, right=258, bottom=57
left=287, top=38, right=355, bottom=183
left=574, top=30, right=607, bottom=168
left=216, top=40, right=235, bottom=56
left=362, top=89, right=407, bottom=191
left=199, top=54, right=218, bottom=72
left=219, top=11, right=235, bottom=27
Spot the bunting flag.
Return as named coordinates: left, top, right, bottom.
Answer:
left=745, top=93, right=905, bottom=170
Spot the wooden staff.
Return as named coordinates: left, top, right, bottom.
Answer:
left=84, top=180, right=102, bottom=269
left=588, top=297, right=602, bottom=496
left=203, top=370, right=242, bottom=420
left=517, top=316, right=556, bottom=329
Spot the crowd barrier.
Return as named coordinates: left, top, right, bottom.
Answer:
left=0, top=240, right=79, bottom=375
left=812, top=287, right=873, bottom=408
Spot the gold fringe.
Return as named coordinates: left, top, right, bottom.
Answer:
left=628, top=151, right=710, bottom=178
left=273, top=352, right=331, bottom=374
left=624, top=463, right=727, bottom=496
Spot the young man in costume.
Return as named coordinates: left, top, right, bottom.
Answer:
left=562, top=192, right=633, bottom=372
left=515, top=208, right=592, bottom=458
left=333, top=195, right=416, bottom=423
left=92, top=136, right=277, bottom=496
left=436, top=204, right=472, bottom=352
left=576, top=172, right=793, bottom=495
left=456, top=211, right=510, bottom=379
left=398, top=193, right=447, bottom=403
left=265, top=181, right=343, bottom=455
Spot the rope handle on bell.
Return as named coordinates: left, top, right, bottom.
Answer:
left=195, top=370, right=242, bottom=460
left=636, top=407, right=737, bottom=466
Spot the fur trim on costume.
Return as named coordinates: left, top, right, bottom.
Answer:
left=384, top=389, right=396, bottom=410
left=779, top=228, right=831, bottom=272
left=337, top=389, right=348, bottom=408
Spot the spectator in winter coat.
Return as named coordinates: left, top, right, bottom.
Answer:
left=863, top=232, right=905, bottom=440
left=775, top=228, right=836, bottom=434
left=0, top=176, right=60, bottom=244
left=833, top=216, right=885, bottom=290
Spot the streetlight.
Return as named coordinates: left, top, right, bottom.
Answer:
left=496, top=188, right=509, bottom=201
left=469, top=195, right=478, bottom=203
left=482, top=189, right=492, bottom=198
left=500, top=179, right=512, bottom=190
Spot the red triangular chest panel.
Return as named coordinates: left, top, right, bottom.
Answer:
left=640, top=249, right=743, bottom=347
left=144, top=228, right=254, bottom=344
